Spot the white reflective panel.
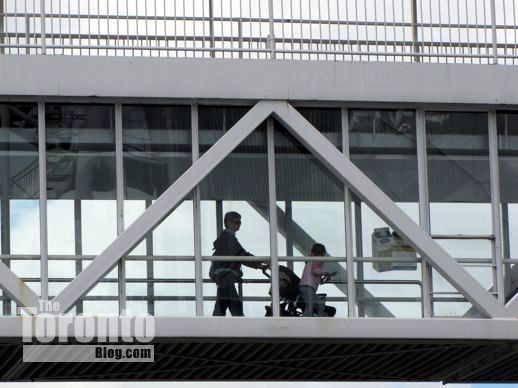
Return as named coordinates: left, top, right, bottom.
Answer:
left=126, top=283, right=147, bottom=296
left=124, top=200, right=146, bottom=255
left=510, top=204, right=518, bottom=257
left=153, top=201, right=194, bottom=255
left=125, top=301, right=148, bottom=315
left=49, top=282, right=68, bottom=297
left=87, top=282, right=118, bottom=296
left=154, top=261, right=194, bottom=279
left=47, top=200, right=75, bottom=254
left=48, top=260, right=75, bottom=278
left=125, top=260, right=147, bottom=278
left=10, top=200, right=40, bottom=254
left=82, top=301, right=119, bottom=314
left=435, top=239, right=492, bottom=259
left=154, top=301, right=195, bottom=317
left=430, top=203, right=492, bottom=235
left=154, top=283, right=195, bottom=297
left=200, top=201, right=217, bottom=256
left=10, top=260, right=39, bottom=278
left=81, top=200, right=117, bottom=255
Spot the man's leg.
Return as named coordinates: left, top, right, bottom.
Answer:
left=213, top=285, right=230, bottom=316
left=229, top=284, right=244, bottom=316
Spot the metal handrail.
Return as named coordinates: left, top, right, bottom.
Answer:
left=0, top=0, right=517, bottom=64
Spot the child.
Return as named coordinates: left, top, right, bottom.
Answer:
left=299, top=243, right=336, bottom=317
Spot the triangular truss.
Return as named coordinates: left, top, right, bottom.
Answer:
left=1, top=100, right=516, bottom=318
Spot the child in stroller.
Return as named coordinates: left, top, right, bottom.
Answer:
left=263, top=262, right=336, bottom=317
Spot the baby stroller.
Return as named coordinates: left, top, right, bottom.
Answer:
left=263, top=265, right=336, bottom=317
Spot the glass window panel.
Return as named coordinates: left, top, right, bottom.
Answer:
left=198, top=105, right=250, bottom=152
left=124, top=200, right=146, bottom=255
left=297, top=107, right=342, bottom=150
left=426, top=111, right=490, bottom=215
left=126, top=301, right=148, bottom=315
left=48, top=260, right=75, bottom=278
left=0, top=103, right=39, bottom=290
left=348, top=110, right=420, bottom=318
left=126, top=260, right=147, bottom=278
left=122, top=105, right=191, bottom=199
left=10, top=260, right=39, bottom=277
left=47, top=200, right=75, bottom=254
left=122, top=105, right=193, bottom=316
left=83, top=301, right=118, bottom=314
left=154, top=301, right=195, bottom=317
left=350, top=109, right=418, bottom=202
left=46, top=104, right=117, bottom=315
left=46, top=104, right=115, bottom=200
left=275, top=122, right=347, bottom=317
left=200, top=109, right=270, bottom=318
left=10, top=200, right=40, bottom=254
left=126, top=282, right=147, bottom=296
left=426, top=112, right=492, bottom=314
left=81, top=200, right=117, bottom=255
left=498, top=112, right=518, bottom=259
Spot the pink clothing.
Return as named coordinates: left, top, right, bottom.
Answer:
left=299, top=261, right=324, bottom=290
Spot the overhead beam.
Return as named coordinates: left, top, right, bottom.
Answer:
left=271, top=101, right=511, bottom=319
left=52, top=101, right=275, bottom=313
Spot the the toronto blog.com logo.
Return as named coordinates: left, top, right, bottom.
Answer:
left=22, top=300, right=155, bottom=363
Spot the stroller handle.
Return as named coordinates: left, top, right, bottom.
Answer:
left=262, top=268, right=272, bottom=280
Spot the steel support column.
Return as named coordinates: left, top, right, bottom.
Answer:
left=342, top=107, right=356, bottom=317
left=192, top=103, right=203, bottom=316
left=38, top=101, right=48, bottom=300
left=488, top=110, right=505, bottom=304
left=416, top=108, right=433, bottom=317
left=267, top=117, right=280, bottom=316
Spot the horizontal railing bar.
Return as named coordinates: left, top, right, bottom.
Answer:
left=1, top=35, right=508, bottom=50
left=0, top=255, right=492, bottom=264
left=3, top=12, right=518, bottom=31
left=431, top=234, right=495, bottom=240
left=0, top=44, right=501, bottom=59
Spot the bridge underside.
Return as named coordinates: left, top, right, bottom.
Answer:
left=0, top=317, right=516, bottom=382
left=0, top=338, right=517, bottom=382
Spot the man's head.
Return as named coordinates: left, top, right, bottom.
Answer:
left=224, top=211, right=242, bottom=232
left=310, top=243, right=326, bottom=257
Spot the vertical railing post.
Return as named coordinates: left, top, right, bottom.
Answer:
left=208, top=0, right=215, bottom=58
left=490, top=0, right=499, bottom=64
left=267, top=117, right=280, bottom=316
left=267, top=0, right=275, bottom=58
left=39, top=0, right=46, bottom=54
left=342, top=108, right=356, bottom=318
left=411, top=0, right=420, bottom=62
left=38, top=102, right=48, bottom=301
left=0, top=0, right=4, bottom=54
left=488, top=110, right=505, bottom=304
left=416, top=109, right=433, bottom=317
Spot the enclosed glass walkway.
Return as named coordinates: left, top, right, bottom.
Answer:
left=0, top=101, right=517, bottom=319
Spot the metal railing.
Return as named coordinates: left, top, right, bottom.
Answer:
left=0, top=0, right=518, bottom=64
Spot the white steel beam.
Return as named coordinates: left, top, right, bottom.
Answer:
left=0, top=261, right=39, bottom=313
left=271, top=101, right=511, bottom=319
left=4, top=316, right=518, bottom=340
left=52, top=101, right=275, bottom=313
left=506, top=294, right=518, bottom=317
